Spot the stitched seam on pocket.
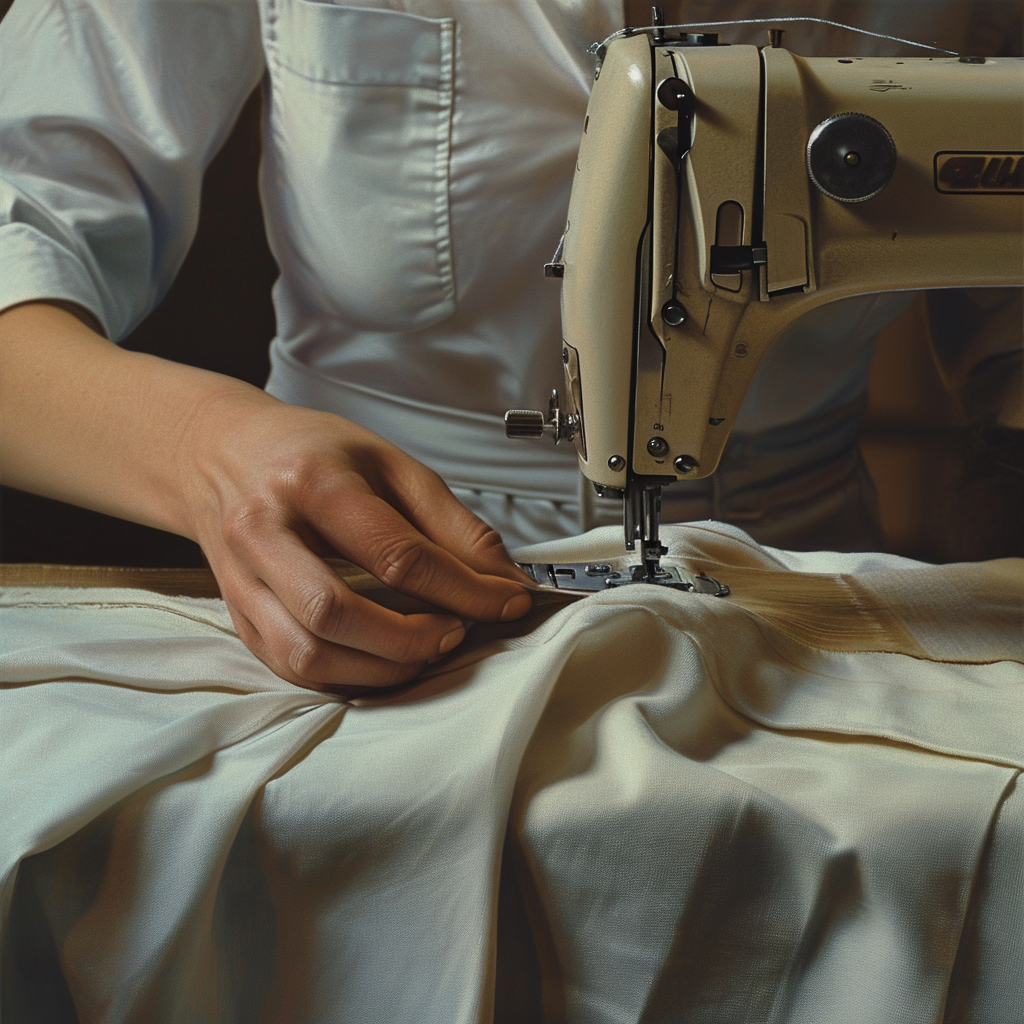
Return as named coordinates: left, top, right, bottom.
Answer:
left=432, top=19, right=456, bottom=306
left=265, top=0, right=448, bottom=86
left=263, top=0, right=287, bottom=181
left=264, top=0, right=281, bottom=65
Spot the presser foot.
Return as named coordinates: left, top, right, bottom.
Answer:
left=516, top=561, right=730, bottom=597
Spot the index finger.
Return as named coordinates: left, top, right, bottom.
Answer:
left=373, top=454, right=536, bottom=585
left=245, top=527, right=469, bottom=663
left=311, top=488, right=533, bottom=623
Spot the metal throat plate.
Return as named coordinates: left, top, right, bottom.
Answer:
left=517, top=562, right=730, bottom=597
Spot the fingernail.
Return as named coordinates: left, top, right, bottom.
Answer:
left=437, top=625, right=466, bottom=656
left=500, top=591, right=533, bottom=622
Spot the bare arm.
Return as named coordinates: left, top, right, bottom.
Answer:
left=0, top=302, right=532, bottom=693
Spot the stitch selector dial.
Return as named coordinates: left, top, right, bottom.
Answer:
left=807, top=112, right=897, bottom=202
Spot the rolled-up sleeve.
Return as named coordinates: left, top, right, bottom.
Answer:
left=0, top=0, right=264, bottom=340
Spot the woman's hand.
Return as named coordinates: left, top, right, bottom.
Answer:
left=1, top=303, right=532, bottom=696
left=179, top=387, right=533, bottom=693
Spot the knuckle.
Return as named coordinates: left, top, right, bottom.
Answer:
left=222, top=500, right=274, bottom=550
left=373, top=537, right=432, bottom=592
left=269, top=449, right=323, bottom=489
left=229, top=611, right=265, bottom=658
left=276, top=451, right=350, bottom=510
left=287, top=632, right=330, bottom=682
left=299, top=585, right=346, bottom=639
left=466, top=520, right=507, bottom=559
left=230, top=612, right=301, bottom=685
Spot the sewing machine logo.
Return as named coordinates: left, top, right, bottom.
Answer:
left=935, top=152, right=1024, bottom=193
left=869, top=79, right=910, bottom=92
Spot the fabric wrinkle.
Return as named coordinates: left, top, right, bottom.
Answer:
left=2, top=524, right=1023, bottom=1020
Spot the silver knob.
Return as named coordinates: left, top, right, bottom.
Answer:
left=505, top=409, right=547, bottom=439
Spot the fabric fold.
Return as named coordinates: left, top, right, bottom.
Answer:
left=1, top=524, right=1022, bottom=1022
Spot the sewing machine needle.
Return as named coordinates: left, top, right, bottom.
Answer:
left=640, top=486, right=666, bottom=579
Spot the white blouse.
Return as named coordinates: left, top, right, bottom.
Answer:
left=0, top=0, right=620, bottom=515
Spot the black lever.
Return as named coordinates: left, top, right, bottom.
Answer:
left=655, top=77, right=694, bottom=170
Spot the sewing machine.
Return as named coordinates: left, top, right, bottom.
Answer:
left=506, top=22, right=1024, bottom=592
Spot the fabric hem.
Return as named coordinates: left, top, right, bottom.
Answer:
left=0, top=223, right=111, bottom=337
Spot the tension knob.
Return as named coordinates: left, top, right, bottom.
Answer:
left=806, top=112, right=896, bottom=202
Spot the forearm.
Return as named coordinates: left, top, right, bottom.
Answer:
left=0, top=300, right=531, bottom=691
left=0, top=301, right=257, bottom=540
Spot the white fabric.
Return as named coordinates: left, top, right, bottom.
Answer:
left=1, top=524, right=1022, bottom=1023
left=1, top=0, right=1004, bottom=548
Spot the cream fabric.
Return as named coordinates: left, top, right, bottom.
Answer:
left=1, top=524, right=1022, bottom=1023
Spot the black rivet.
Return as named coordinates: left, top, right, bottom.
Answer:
left=674, top=454, right=699, bottom=473
left=647, top=436, right=669, bottom=458
left=661, top=299, right=688, bottom=326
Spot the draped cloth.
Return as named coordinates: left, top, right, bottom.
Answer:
left=1, top=523, right=1022, bottom=1024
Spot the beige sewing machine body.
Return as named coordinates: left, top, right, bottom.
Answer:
left=507, top=26, right=1024, bottom=585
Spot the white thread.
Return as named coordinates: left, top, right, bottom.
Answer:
left=591, top=17, right=959, bottom=56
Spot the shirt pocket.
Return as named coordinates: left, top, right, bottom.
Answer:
left=265, top=1, right=456, bottom=331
